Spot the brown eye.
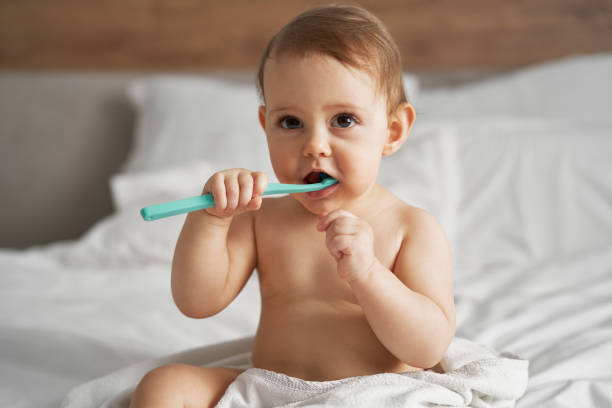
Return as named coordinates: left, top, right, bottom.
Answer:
left=280, top=116, right=303, bottom=129
left=332, top=114, right=357, bottom=128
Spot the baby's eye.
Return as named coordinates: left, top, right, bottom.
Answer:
left=332, top=113, right=358, bottom=128
left=280, top=116, right=303, bottom=129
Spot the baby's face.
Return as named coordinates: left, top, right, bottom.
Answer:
left=259, top=53, right=391, bottom=215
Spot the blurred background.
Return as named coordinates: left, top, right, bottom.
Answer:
left=1, top=0, right=612, bottom=248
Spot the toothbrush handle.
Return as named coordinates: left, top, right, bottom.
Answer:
left=140, top=179, right=336, bottom=221
left=140, top=194, right=216, bottom=221
left=140, top=185, right=291, bottom=221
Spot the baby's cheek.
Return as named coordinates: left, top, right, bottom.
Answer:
left=346, top=157, right=379, bottom=191
left=269, top=151, right=297, bottom=182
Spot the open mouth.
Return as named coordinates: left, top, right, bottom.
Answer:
left=303, top=171, right=330, bottom=184
left=302, top=171, right=338, bottom=199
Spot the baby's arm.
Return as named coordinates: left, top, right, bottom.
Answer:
left=171, top=169, right=267, bottom=318
left=318, top=208, right=455, bottom=369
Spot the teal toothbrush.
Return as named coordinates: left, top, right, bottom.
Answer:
left=140, top=173, right=337, bottom=221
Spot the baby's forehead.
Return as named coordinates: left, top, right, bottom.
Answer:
left=263, top=53, right=387, bottom=108
left=267, top=52, right=377, bottom=84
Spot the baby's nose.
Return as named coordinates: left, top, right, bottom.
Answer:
left=302, top=128, right=332, bottom=158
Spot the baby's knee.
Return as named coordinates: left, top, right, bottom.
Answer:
left=141, top=363, right=188, bottom=388
left=130, top=363, right=240, bottom=408
left=130, top=364, right=195, bottom=408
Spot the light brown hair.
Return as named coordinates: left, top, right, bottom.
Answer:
left=257, top=4, right=408, bottom=114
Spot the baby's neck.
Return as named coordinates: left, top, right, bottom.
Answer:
left=341, top=182, right=388, bottom=218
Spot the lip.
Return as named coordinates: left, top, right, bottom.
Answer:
left=305, top=181, right=339, bottom=199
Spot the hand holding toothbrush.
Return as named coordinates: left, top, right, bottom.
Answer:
left=202, top=169, right=268, bottom=219
left=140, top=170, right=338, bottom=221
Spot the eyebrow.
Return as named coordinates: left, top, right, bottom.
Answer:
left=269, top=103, right=366, bottom=114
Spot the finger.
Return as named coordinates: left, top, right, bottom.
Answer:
left=317, top=210, right=358, bottom=231
left=247, top=195, right=263, bottom=210
left=328, top=234, right=353, bottom=259
left=237, top=172, right=254, bottom=208
left=225, top=175, right=240, bottom=211
left=252, top=172, right=268, bottom=198
left=209, top=173, right=227, bottom=211
left=328, top=219, right=360, bottom=236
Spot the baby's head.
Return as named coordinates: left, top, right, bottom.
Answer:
left=257, top=4, right=408, bottom=114
left=257, top=5, right=415, bottom=215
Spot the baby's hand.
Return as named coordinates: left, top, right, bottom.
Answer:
left=202, top=169, right=267, bottom=218
left=317, top=210, right=375, bottom=283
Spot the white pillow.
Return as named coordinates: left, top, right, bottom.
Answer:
left=417, top=53, right=612, bottom=123
left=446, top=118, right=612, bottom=280
left=47, top=161, right=218, bottom=267
left=123, top=75, right=273, bottom=175
left=123, top=73, right=420, bottom=175
left=110, top=160, right=216, bottom=210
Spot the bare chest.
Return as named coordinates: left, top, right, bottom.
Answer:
left=254, top=208, right=402, bottom=300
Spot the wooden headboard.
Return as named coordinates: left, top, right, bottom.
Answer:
left=1, top=0, right=611, bottom=71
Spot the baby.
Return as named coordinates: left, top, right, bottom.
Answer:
left=131, top=5, right=455, bottom=407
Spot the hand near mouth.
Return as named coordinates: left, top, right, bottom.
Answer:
left=316, top=209, right=376, bottom=283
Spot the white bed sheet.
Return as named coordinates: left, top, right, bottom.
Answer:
left=2, top=53, right=612, bottom=407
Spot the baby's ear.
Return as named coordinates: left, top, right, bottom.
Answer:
left=382, top=102, right=415, bottom=156
left=258, top=105, right=267, bottom=131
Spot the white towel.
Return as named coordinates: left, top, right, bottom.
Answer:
left=61, top=337, right=528, bottom=408
left=216, top=338, right=528, bottom=408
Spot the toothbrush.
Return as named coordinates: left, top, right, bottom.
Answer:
left=140, top=173, right=337, bottom=221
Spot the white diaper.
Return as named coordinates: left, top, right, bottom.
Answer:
left=215, top=337, right=528, bottom=408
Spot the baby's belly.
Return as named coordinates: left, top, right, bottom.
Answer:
left=251, top=296, right=417, bottom=381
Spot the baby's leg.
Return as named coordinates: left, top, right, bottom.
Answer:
left=130, top=364, right=243, bottom=408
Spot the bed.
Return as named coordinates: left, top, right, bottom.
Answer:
left=2, top=1, right=612, bottom=406
left=1, top=52, right=611, bottom=407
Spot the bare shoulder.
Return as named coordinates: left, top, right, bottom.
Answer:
left=394, top=202, right=452, bottom=271
left=376, top=190, right=446, bottom=241
left=396, top=204, right=449, bottom=247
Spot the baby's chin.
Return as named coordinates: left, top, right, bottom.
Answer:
left=294, top=196, right=341, bottom=216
